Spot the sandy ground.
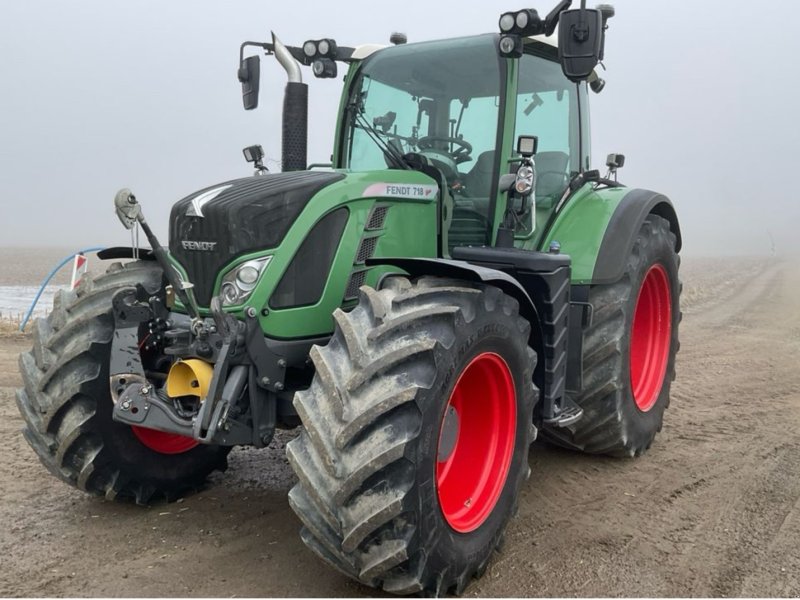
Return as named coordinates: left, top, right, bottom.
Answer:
left=1, top=256, right=799, bottom=597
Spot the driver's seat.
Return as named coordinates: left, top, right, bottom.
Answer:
left=462, top=151, right=495, bottom=198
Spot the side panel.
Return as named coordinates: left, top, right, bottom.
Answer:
left=541, top=186, right=681, bottom=284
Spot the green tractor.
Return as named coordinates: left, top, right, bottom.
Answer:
left=17, top=1, right=681, bottom=595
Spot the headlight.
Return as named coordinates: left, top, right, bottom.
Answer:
left=515, top=164, right=535, bottom=195
left=237, top=264, right=260, bottom=286
left=220, top=257, right=272, bottom=307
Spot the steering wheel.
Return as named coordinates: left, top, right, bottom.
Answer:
left=417, top=135, right=473, bottom=164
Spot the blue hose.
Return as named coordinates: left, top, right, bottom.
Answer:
left=19, top=247, right=107, bottom=332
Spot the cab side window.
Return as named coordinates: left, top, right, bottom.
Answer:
left=515, top=52, right=582, bottom=207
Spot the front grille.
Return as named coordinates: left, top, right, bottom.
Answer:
left=344, top=270, right=368, bottom=301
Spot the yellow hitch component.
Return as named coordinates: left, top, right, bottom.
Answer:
left=166, top=359, right=214, bottom=400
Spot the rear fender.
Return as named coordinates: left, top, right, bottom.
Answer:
left=593, top=189, right=682, bottom=285
left=542, top=186, right=681, bottom=285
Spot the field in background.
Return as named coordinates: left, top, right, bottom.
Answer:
left=0, top=248, right=108, bottom=323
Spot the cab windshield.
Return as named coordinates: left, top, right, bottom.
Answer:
left=342, top=35, right=503, bottom=243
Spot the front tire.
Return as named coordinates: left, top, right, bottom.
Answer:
left=287, top=277, right=538, bottom=595
left=16, top=261, right=229, bottom=504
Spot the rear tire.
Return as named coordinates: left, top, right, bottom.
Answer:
left=544, top=214, right=681, bottom=457
left=287, top=276, right=538, bottom=595
left=16, top=261, right=229, bottom=504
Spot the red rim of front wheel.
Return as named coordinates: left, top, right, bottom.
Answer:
left=630, top=264, right=672, bottom=412
left=436, top=352, right=517, bottom=533
left=131, top=426, right=199, bottom=454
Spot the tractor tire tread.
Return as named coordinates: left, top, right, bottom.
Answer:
left=16, top=261, right=228, bottom=504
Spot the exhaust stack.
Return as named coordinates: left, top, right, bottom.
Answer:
left=272, top=32, right=308, bottom=172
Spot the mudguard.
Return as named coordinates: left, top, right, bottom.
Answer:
left=542, top=186, right=681, bottom=285
left=97, top=247, right=156, bottom=261
left=367, top=257, right=541, bottom=334
left=592, top=189, right=681, bottom=285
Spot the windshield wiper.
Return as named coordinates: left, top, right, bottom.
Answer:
left=350, top=107, right=410, bottom=171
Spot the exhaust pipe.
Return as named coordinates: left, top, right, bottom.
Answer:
left=272, top=32, right=308, bottom=172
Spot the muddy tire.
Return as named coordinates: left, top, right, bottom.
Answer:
left=287, top=276, right=538, bottom=595
left=16, top=260, right=229, bottom=504
left=544, top=214, right=681, bottom=457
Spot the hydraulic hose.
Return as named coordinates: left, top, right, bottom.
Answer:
left=18, top=247, right=106, bottom=332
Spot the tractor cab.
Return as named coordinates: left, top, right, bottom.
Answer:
left=334, top=33, right=590, bottom=249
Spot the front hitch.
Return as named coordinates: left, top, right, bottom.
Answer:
left=109, top=287, right=287, bottom=448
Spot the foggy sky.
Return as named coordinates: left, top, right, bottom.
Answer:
left=1, top=0, right=798, bottom=257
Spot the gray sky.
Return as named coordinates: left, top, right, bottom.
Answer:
left=1, top=0, right=798, bottom=256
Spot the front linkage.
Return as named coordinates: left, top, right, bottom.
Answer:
left=108, top=187, right=292, bottom=449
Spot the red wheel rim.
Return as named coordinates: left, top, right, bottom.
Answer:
left=630, top=264, right=672, bottom=412
left=436, top=352, right=517, bottom=533
left=131, top=426, right=199, bottom=454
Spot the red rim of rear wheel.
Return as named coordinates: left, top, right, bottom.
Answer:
left=630, top=264, right=672, bottom=412
left=131, top=426, right=199, bottom=454
left=436, top=352, right=517, bottom=533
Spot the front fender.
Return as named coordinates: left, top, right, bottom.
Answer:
left=366, top=257, right=540, bottom=341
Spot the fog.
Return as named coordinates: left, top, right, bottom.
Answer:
left=0, top=0, right=797, bottom=257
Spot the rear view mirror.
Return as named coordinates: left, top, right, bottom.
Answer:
left=558, top=8, right=604, bottom=82
left=238, top=55, right=261, bottom=110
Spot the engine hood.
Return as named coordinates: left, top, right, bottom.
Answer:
left=169, top=171, right=345, bottom=306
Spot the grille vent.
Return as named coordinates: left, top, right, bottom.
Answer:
left=356, top=236, right=379, bottom=264
left=366, top=206, right=389, bottom=230
left=345, top=270, right=368, bottom=301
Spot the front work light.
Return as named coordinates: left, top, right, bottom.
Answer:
left=312, top=58, right=338, bottom=79
left=301, top=38, right=338, bottom=60
left=242, top=144, right=264, bottom=163
left=302, top=40, right=317, bottom=58
left=499, top=12, right=516, bottom=32
left=498, top=34, right=524, bottom=58
left=498, top=8, right=543, bottom=36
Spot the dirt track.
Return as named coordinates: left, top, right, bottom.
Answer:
left=1, top=257, right=799, bottom=597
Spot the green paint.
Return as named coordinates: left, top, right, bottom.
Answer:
left=540, top=185, right=630, bottom=283
left=172, top=169, right=438, bottom=339
left=490, top=56, right=519, bottom=245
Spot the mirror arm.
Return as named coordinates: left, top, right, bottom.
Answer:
left=240, top=40, right=356, bottom=67
left=544, top=0, right=573, bottom=35
left=239, top=41, right=271, bottom=65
